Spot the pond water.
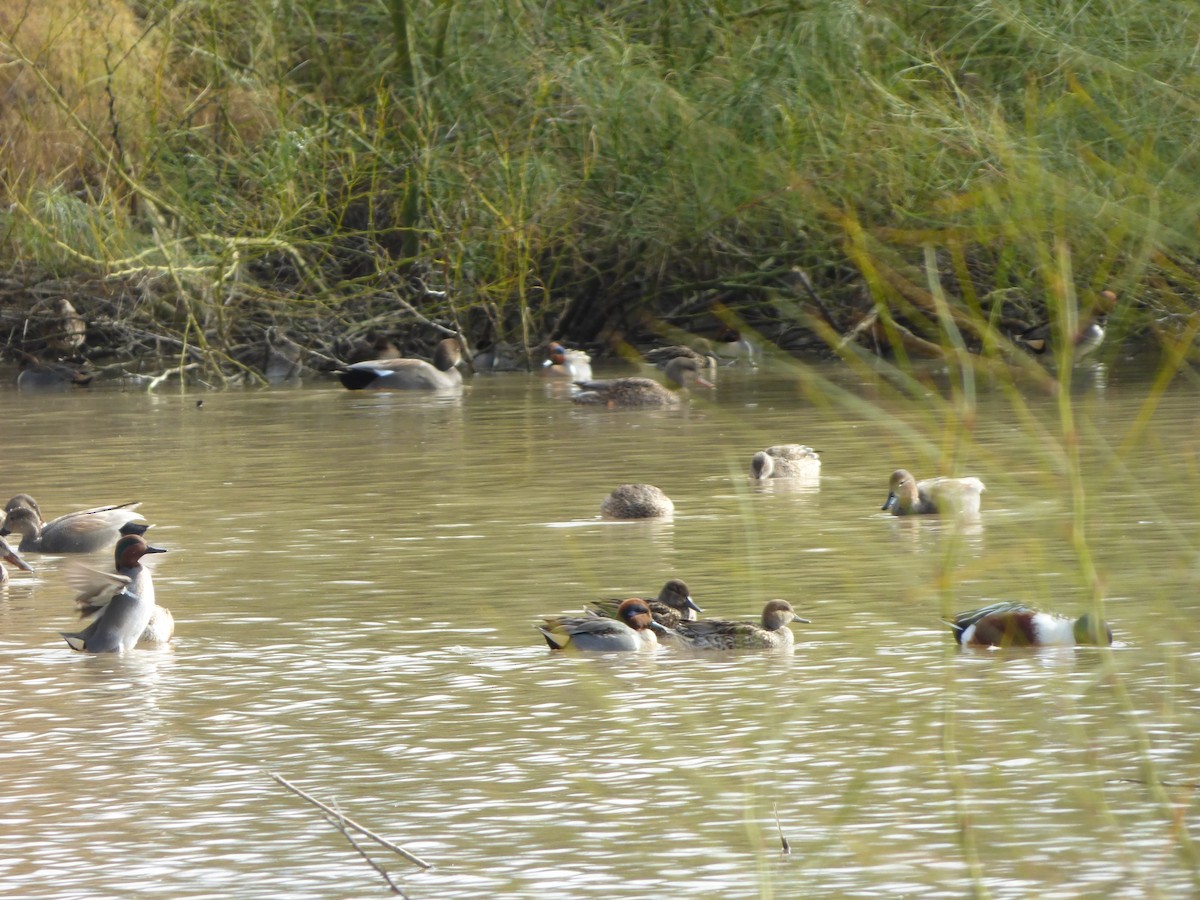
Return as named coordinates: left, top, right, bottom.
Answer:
left=0, top=357, right=1198, bottom=898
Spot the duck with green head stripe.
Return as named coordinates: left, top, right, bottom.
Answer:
left=61, top=535, right=168, bottom=653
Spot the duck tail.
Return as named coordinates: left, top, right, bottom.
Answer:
left=61, top=632, right=87, bottom=652
left=536, top=626, right=569, bottom=650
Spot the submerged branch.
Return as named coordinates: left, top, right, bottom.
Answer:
left=267, top=771, right=433, bottom=870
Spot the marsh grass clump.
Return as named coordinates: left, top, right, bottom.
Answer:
left=0, top=0, right=1197, bottom=379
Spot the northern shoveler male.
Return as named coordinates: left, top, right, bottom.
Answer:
left=947, top=601, right=1113, bottom=647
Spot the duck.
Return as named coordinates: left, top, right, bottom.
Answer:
left=1013, top=290, right=1115, bottom=362
left=713, top=326, right=760, bottom=368
left=947, top=601, right=1113, bottom=647
left=541, top=342, right=593, bottom=381
left=15, top=355, right=93, bottom=391
left=572, top=356, right=713, bottom=408
left=139, top=604, right=176, bottom=646
left=600, top=484, right=674, bottom=519
left=1, top=500, right=149, bottom=554
left=644, top=342, right=718, bottom=376
left=336, top=337, right=465, bottom=391
left=537, top=597, right=668, bottom=652
left=661, top=599, right=809, bottom=651
left=60, top=534, right=168, bottom=653
left=587, top=579, right=703, bottom=629
left=0, top=536, right=33, bottom=584
left=881, top=469, right=985, bottom=517
left=750, top=445, right=821, bottom=480
left=45, top=298, right=87, bottom=355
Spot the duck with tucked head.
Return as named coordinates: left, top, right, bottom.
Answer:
left=587, top=579, right=702, bottom=629
left=541, top=342, right=593, bottom=381
left=661, top=600, right=810, bottom=651
left=1, top=500, right=149, bottom=554
left=537, top=597, right=668, bottom=652
left=947, top=601, right=1112, bottom=648
left=881, top=469, right=985, bottom=517
left=600, top=484, right=674, bottom=519
left=572, top=357, right=713, bottom=409
left=644, top=342, right=718, bottom=376
left=336, top=337, right=466, bottom=391
left=60, top=534, right=169, bottom=653
left=750, top=445, right=821, bottom=480
left=0, top=536, right=33, bottom=585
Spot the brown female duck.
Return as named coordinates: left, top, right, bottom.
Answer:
left=662, top=600, right=810, bottom=651
left=572, top=357, right=713, bottom=409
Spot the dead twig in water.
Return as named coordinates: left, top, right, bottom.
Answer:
left=773, top=803, right=791, bottom=855
left=330, top=800, right=410, bottom=897
left=267, top=771, right=433, bottom=870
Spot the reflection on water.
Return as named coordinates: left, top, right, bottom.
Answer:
left=0, top=365, right=1198, bottom=897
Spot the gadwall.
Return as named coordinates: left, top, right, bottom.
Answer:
left=947, top=601, right=1112, bottom=648
left=750, top=445, right=821, bottom=480
left=600, top=484, right=674, bottom=519
left=60, top=535, right=168, bottom=653
left=336, top=338, right=465, bottom=391
left=587, top=579, right=703, bottom=629
left=662, top=599, right=810, bottom=651
left=537, top=597, right=668, bottom=652
left=0, top=536, right=33, bottom=584
left=1, top=501, right=148, bottom=553
left=572, top=357, right=713, bottom=408
left=541, top=342, right=593, bottom=381
left=881, top=469, right=985, bottom=517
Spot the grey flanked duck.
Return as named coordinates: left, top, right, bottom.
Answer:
left=881, top=469, right=985, bottom=517
left=661, top=600, right=810, bottom=651
left=947, top=601, right=1112, bottom=648
left=0, top=536, right=33, bottom=585
left=587, top=579, right=703, bottom=629
left=600, top=484, right=674, bottom=519
left=60, top=534, right=168, bottom=653
left=572, top=356, right=713, bottom=409
left=1, top=500, right=149, bottom=554
left=537, top=597, right=668, bottom=652
left=336, top=337, right=466, bottom=391
left=644, top=342, right=718, bottom=376
left=750, top=445, right=821, bottom=480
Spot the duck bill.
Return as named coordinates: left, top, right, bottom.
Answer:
left=684, top=596, right=703, bottom=614
left=144, top=546, right=169, bottom=554
left=694, top=376, right=715, bottom=390
left=881, top=493, right=897, bottom=511
left=3, top=551, right=32, bottom=572
left=793, top=617, right=812, bottom=624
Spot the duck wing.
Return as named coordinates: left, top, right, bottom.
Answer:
left=63, top=563, right=133, bottom=617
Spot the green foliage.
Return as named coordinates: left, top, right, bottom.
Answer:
left=4, top=0, right=1200, bottom=355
